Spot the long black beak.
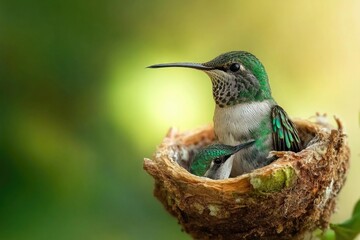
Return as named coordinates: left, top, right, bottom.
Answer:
left=234, top=140, right=256, bottom=153
left=147, top=62, right=214, bottom=70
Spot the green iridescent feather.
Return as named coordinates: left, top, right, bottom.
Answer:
left=271, top=105, right=301, bottom=152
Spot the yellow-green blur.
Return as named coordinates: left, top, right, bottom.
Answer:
left=1, top=1, right=359, bottom=239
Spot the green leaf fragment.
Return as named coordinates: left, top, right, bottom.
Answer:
left=352, top=199, right=360, bottom=216
left=330, top=224, right=358, bottom=240
left=319, top=228, right=335, bottom=240
left=330, top=199, right=360, bottom=240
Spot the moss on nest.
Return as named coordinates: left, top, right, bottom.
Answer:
left=250, top=166, right=296, bottom=193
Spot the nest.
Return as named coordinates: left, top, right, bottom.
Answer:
left=143, top=116, right=350, bottom=240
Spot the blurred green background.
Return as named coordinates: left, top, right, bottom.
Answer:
left=1, top=0, right=359, bottom=239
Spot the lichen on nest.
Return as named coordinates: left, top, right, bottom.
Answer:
left=144, top=116, right=350, bottom=240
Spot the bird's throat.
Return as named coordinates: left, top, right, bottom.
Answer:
left=209, top=71, right=270, bottom=108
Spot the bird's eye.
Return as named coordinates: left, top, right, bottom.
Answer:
left=229, top=63, right=240, bottom=72
left=213, top=158, right=222, bottom=165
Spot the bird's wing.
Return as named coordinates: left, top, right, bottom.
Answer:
left=271, top=105, right=301, bottom=152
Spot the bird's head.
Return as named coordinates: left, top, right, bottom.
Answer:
left=190, top=140, right=255, bottom=179
left=148, top=51, right=272, bottom=107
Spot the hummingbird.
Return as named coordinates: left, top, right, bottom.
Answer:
left=148, top=51, right=301, bottom=176
left=190, top=140, right=255, bottom=179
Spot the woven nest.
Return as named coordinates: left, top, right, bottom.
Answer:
left=143, top=116, right=350, bottom=240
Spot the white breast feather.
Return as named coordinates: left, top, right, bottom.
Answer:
left=213, top=100, right=273, bottom=144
